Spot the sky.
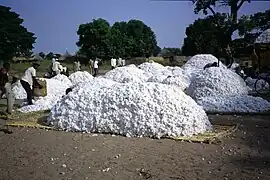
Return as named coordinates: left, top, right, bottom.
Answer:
left=1, top=0, right=269, bottom=54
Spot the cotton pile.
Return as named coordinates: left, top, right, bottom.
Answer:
left=182, top=54, right=226, bottom=81
left=104, top=65, right=149, bottom=83
left=47, top=81, right=212, bottom=138
left=197, top=95, right=270, bottom=113
left=18, top=78, right=71, bottom=113
left=255, top=28, right=270, bottom=44
left=187, top=67, right=249, bottom=100
left=69, top=71, right=93, bottom=85
left=52, top=74, right=72, bottom=87
left=162, top=75, right=189, bottom=91
left=138, top=62, right=165, bottom=76
left=187, top=66, right=270, bottom=112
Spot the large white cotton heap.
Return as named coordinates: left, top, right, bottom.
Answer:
left=47, top=81, right=212, bottom=138
left=51, top=74, right=72, bottom=87
left=187, top=67, right=249, bottom=100
left=182, top=54, right=226, bottom=81
left=18, top=78, right=71, bottom=113
left=197, top=95, right=270, bottom=113
left=104, top=64, right=149, bottom=83
left=69, top=71, right=93, bottom=85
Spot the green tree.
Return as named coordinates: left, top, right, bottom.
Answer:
left=46, top=52, right=54, bottom=59
left=76, top=18, right=111, bottom=59
left=191, top=0, right=251, bottom=66
left=153, top=46, right=161, bottom=56
left=182, top=14, right=228, bottom=56
left=39, top=52, right=45, bottom=58
left=0, top=5, right=36, bottom=61
left=160, top=47, right=182, bottom=56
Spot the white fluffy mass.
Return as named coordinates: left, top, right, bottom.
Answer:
left=11, top=80, right=27, bottom=99
left=104, top=65, right=149, bottom=83
left=18, top=78, right=71, bottom=113
left=255, top=28, right=270, bottom=44
left=182, top=54, right=226, bottom=81
left=47, top=80, right=212, bottom=138
left=69, top=71, right=93, bottom=85
left=197, top=95, right=270, bottom=113
left=187, top=67, right=249, bottom=100
left=138, top=62, right=165, bottom=75
left=162, top=75, right=189, bottom=91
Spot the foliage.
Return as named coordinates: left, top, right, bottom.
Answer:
left=0, top=5, right=36, bottom=61
left=39, top=52, right=45, bottom=58
left=190, top=0, right=251, bottom=66
left=45, top=52, right=54, bottom=59
left=159, top=47, right=182, bottom=57
left=76, top=18, right=158, bottom=60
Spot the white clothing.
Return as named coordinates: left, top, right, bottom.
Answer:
left=94, top=61, right=98, bottom=69
left=111, top=58, right=116, bottom=67
left=52, top=58, right=56, bottom=63
left=21, top=67, right=36, bottom=88
left=122, top=59, right=126, bottom=66
left=118, top=58, right=122, bottom=66
left=52, top=61, right=60, bottom=71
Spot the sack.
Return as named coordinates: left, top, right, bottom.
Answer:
left=33, top=79, right=47, bottom=97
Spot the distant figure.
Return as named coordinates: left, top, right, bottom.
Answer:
left=74, top=61, right=81, bottom=71
left=0, top=62, right=10, bottom=99
left=117, top=58, right=122, bottom=67
left=65, top=88, right=72, bottom=95
left=121, top=58, right=126, bottom=66
left=93, top=58, right=99, bottom=77
left=111, top=58, right=117, bottom=69
left=89, top=59, right=94, bottom=74
left=204, top=62, right=218, bottom=70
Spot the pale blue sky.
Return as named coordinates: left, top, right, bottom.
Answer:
left=1, top=0, right=269, bottom=54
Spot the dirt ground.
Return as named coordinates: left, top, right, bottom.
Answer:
left=0, top=115, right=270, bottom=180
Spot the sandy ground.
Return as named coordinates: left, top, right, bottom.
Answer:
left=0, top=115, right=270, bottom=180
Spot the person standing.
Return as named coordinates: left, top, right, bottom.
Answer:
left=121, top=58, right=126, bottom=66
left=111, top=58, right=116, bottom=69
left=93, top=58, right=99, bottom=77
left=88, top=59, right=94, bottom=74
left=117, top=57, right=122, bottom=67
left=0, top=62, right=10, bottom=98
left=20, top=62, right=42, bottom=105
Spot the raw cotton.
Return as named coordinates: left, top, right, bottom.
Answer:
left=104, top=65, right=149, bottom=83
left=18, top=78, right=71, bottom=113
left=187, top=67, right=249, bottom=100
left=47, top=82, right=212, bottom=138
left=245, top=77, right=268, bottom=92
left=11, top=80, right=27, bottom=99
left=197, top=95, right=270, bottom=113
left=52, top=74, right=72, bottom=87
left=162, top=75, right=189, bottom=91
left=69, top=71, right=93, bottom=85
left=255, top=28, right=270, bottom=44
left=138, top=62, right=165, bottom=76
left=182, top=54, right=226, bottom=81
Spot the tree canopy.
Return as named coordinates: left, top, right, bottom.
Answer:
left=76, top=18, right=158, bottom=60
left=182, top=3, right=270, bottom=60
left=0, top=5, right=36, bottom=61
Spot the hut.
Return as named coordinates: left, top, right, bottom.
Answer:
left=252, top=29, right=270, bottom=72
left=59, top=50, right=72, bottom=61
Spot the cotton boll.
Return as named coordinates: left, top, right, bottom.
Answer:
left=47, top=82, right=212, bottom=138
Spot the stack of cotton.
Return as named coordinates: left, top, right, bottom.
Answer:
left=104, top=65, right=149, bottom=83
left=18, top=78, right=71, bottom=113
left=182, top=54, right=226, bottom=81
left=69, top=71, right=93, bottom=85
left=188, top=67, right=270, bottom=112
left=138, top=62, right=165, bottom=76
left=162, top=75, right=189, bottom=91
left=47, top=81, right=212, bottom=138
left=52, top=74, right=72, bottom=87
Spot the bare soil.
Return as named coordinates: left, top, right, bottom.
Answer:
left=0, top=115, right=270, bottom=180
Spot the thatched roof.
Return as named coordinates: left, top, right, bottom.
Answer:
left=255, top=29, right=270, bottom=44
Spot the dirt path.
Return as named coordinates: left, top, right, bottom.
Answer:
left=0, top=115, right=270, bottom=180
